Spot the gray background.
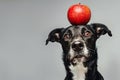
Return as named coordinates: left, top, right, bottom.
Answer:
left=0, top=0, right=119, bottom=80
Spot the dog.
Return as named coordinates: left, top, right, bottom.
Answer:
left=46, top=23, right=112, bottom=80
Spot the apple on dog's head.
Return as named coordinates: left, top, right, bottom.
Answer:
left=67, top=3, right=91, bottom=25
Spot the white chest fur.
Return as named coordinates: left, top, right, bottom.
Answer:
left=69, top=62, right=88, bottom=80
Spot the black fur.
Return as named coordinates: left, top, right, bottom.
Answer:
left=46, top=23, right=112, bottom=80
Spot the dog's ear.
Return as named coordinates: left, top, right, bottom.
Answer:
left=46, top=28, right=64, bottom=45
left=90, top=23, right=112, bottom=38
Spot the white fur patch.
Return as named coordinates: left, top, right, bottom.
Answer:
left=69, top=47, right=75, bottom=60
left=83, top=44, right=89, bottom=56
left=69, top=60, right=88, bottom=80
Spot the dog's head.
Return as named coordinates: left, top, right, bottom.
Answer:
left=46, top=23, right=112, bottom=63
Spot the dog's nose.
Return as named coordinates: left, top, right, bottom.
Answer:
left=72, top=41, right=84, bottom=51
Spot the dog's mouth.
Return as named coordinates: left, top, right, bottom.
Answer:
left=70, top=55, right=89, bottom=65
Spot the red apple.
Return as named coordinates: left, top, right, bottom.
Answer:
left=67, top=3, right=91, bottom=25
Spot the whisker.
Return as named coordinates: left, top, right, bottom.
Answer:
left=87, top=47, right=97, bottom=53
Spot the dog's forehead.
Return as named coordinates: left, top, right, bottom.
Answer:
left=64, top=25, right=89, bottom=34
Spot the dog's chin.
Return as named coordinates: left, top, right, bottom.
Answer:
left=70, top=55, right=89, bottom=65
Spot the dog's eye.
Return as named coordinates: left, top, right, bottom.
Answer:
left=64, top=34, right=71, bottom=41
left=63, top=30, right=72, bottom=41
left=84, top=31, right=91, bottom=37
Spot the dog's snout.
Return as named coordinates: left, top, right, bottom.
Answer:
left=72, top=41, right=84, bottom=51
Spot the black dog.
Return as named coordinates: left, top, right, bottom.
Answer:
left=46, top=23, right=112, bottom=80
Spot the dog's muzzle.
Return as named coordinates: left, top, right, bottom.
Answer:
left=67, top=41, right=90, bottom=65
